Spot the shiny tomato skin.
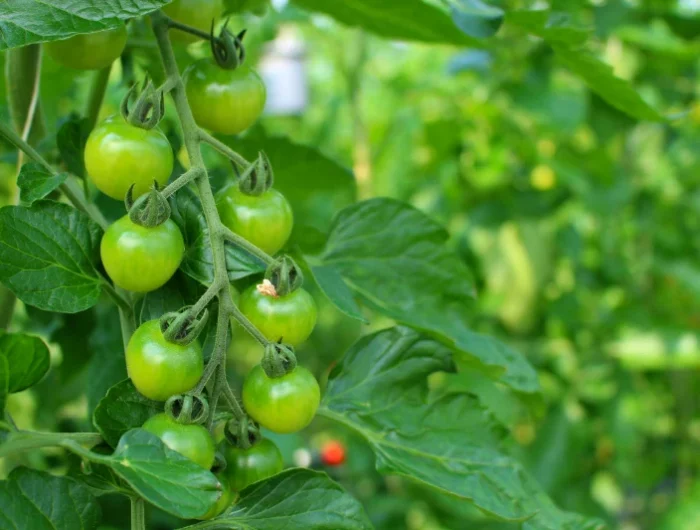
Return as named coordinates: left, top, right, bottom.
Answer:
left=239, top=285, right=317, bottom=346
left=46, top=26, right=127, bottom=70
left=242, top=365, right=320, bottom=434
left=163, top=0, right=223, bottom=44
left=126, top=320, right=203, bottom=401
left=216, top=184, right=293, bottom=256
left=223, top=438, right=283, bottom=491
left=184, top=61, right=266, bottom=135
left=142, top=413, right=215, bottom=469
left=100, top=215, right=185, bottom=293
left=85, top=116, right=174, bottom=201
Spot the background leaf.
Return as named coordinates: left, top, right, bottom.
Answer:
left=0, top=467, right=101, bottom=530
left=449, top=0, right=505, bottom=39
left=0, top=201, right=103, bottom=313
left=16, top=162, right=67, bottom=204
left=216, top=469, right=373, bottom=529
left=56, top=118, right=91, bottom=179
left=320, top=327, right=603, bottom=530
left=0, top=332, right=50, bottom=392
left=0, top=357, right=7, bottom=414
left=291, top=0, right=480, bottom=46
left=307, top=263, right=367, bottom=323
left=0, top=0, right=171, bottom=50
left=93, top=379, right=162, bottom=448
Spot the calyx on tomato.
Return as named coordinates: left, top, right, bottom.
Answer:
left=238, top=151, right=274, bottom=196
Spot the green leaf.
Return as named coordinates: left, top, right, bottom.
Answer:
left=93, top=379, right=162, bottom=448
left=17, top=162, right=67, bottom=204
left=214, top=469, right=372, bottom=529
left=320, top=327, right=603, bottom=530
left=80, top=429, right=221, bottom=519
left=57, top=118, right=91, bottom=179
left=308, top=264, right=367, bottom=323
left=449, top=0, right=505, bottom=39
left=0, top=332, right=50, bottom=392
left=319, top=198, right=538, bottom=393
left=0, top=201, right=103, bottom=313
left=231, top=133, right=357, bottom=251
left=87, top=304, right=127, bottom=415
left=0, top=1, right=171, bottom=50
left=0, top=356, right=8, bottom=413
left=291, top=0, right=479, bottom=46
left=169, top=187, right=265, bottom=285
left=137, top=279, right=187, bottom=324
left=507, top=10, right=661, bottom=121
left=0, top=467, right=101, bottom=530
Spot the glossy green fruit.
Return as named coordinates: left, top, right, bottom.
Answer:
left=100, top=215, right=184, bottom=293
left=85, top=116, right=174, bottom=201
left=126, top=320, right=203, bottom=401
left=46, top=26, right=127, bottom=70
left=216, top=184, right=293, bottom=255
left=185, top=61, right=266, bottom=135
left=239, top=285, right=317, bottom=346
left=142, top=413, right=215, bottom=469
left=198, top=473, right=234, bottom=519
left=223, top=438, right=283, bottom=491
left=242, top=365, right=320, bottom=434
left=163, top=0, right=223, bottom=43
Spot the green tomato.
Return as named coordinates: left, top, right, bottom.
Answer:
left=216, top=184, right=293, bottom=256
left=223, top=438, right=283, bottom=491
left=163, top=0, right=223, bottom=44
left=126, top=320, right=203, bottom=401
left=85, top=116, right=174, bottom=201
left=142, top=413, right=215, bottom=469
left=242, top=365, right=320, bottom=434
left=198, top=472, right=234, bottom=519
left=184, top=61, right=266, bottom=135
left=46, top=26, right=127, bottom=70
left=101, top=215, right=185, bottom=293
left=239, top=285, right=317, bottom=346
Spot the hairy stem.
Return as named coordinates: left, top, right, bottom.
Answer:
left=0, top=431, right=103, bottom=459
left=131, top=498, right=146, bottom=530
left=221, top=225, right=275, bottom=266
left=86, top=65, right=112, bottom=130
left=199, top=129, right=250, bottom=168
left=151, top=11, right=248, bottom=420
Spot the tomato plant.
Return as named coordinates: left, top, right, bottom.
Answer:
left=1, top=2, right=694, bottom=530
left=141, top=413, right=216, bottom=469
left=45, top=26, right=128, bottom=70
left=222, top=437, right=283, bottom=491
left=125, top=320, right=203, bottom=401
left=238, top=283, right=317, bottom=346
left=100, top=215, right=185, bottom=293
left=84, top=116, right=174, bottom=200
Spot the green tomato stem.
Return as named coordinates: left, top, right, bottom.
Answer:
left=151, top=11, right=253, bottom=423
left=162, top=167, right=204, bottom=198
left=228, top=295, right=271, bottom=346
left=164, top=15, right=218, bottom=42
left=131, top=497, right=146, bottom=530
left=0, top=431, right=103, bottom=459
left=86, top=65, right=112, bottom=131
left=220, top=225, right=276, bottom=266
left=198, top=128, right=250, bottom=169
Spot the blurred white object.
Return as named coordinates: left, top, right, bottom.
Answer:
left=293, top=448, right=312, bottom=468
left=260, top=26, right=308, bottom=115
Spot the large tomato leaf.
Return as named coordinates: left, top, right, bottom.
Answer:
left=0, top=332, right=50, bottom=393
left=0, top=0, right=171, bottom=50
left=317, top=197, right=538, bottom=393
left=0, top=201, right=103, bottom=313
left=212, top=469, right=372, bottom=529
left=320, top=327, right=604, bottom=530
left=291, top=0, right=480, bottom=46
left=0, top=467, right=101, bottom=530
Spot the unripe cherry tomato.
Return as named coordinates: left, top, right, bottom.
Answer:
left=197, top=472, right=234, bottom=519
left=184, top=61, right=266, bottom=135
left=238, top=284, right=317, bottom=346
left=163, top=0, right=223, bottom=44
left=142, top=413, right=215, bottom=469
left=100, top=215, right=185, bottom=293
left=223, top=438, right=283, bottom=491
left=126, top=320, right=203, bottom=401
left=216, top=184, right=293, bottom=256
left=46, top=26, right=127, bottom=70
left=242, top=365, right=320, bottom=434
left=321, top=440, right=346, bottom=466
left=84, top=116, right=174, bottom=201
